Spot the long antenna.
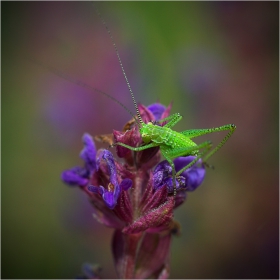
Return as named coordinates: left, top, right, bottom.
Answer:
left=28, top=57, right=140, bottom=126
left=94, top=5, right=144, bottom=125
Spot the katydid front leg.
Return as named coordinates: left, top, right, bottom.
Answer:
left=112, top=141, right=159, bottom=151
left=155, top=113, right=182, bottom=128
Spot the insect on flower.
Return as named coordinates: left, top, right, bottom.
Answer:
left=93, top=7, right=236, bottom=196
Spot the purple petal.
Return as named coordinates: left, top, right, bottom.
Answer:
left=153, top=170, right=164, bottom=189
left=174, top=156, right=206, bottom=191
left=89, top=183, right=118, bottom=209
left=99, top=150, right=118, bottom=187
left=153, top=161, right=172, bottom=190
left=154, top=157, right=206, bottom=192
left=88, top=185, right=104, bottom=195
left=96, top=150, right=123, bottom=209
left=173, top=156, right=198, bottom=171
left=61, top=167, right=89, bottom=186
left=147, top=103, right=167, bottom=121
left=165, top=177, right=184, bottom=193
left=153, top=161, right=175, bottom=191
left=101, top=150, right=122, bottom=205
left=80, top=133, right=97, bottom=173
left=119, top=178, right=133, bottom=191
left=154, top=160, right=172, bottom=174
left=185, top=167, right=206, bottom=191
left=103, top=190, right=116, bottom=209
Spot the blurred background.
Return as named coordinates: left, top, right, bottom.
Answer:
left=2, top=2, right=279, bottom=279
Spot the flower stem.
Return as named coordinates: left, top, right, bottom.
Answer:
left=122, top=233, right=142, bottom=279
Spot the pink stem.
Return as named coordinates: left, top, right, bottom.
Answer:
left=121, top=233, right=142, bottom=279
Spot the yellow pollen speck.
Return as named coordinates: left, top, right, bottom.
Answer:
left=108, top=182, right=115, bottom=192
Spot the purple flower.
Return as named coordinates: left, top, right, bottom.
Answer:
left=62, top=103, right=207, bottom=279
left=174, top=156, right=206, bottom=191
left=61, top=133, right=96, bottom=187
left=88, top=150, right=132, bottom=209
left=62, top=137, right=133, bottom=210
left=153, top=156, right=206, bottom=193
left=80, top=133, right=97, bottom=173
left=61, top=166, right=89, bottom=187
left=147, top=102, right=172, bottom=121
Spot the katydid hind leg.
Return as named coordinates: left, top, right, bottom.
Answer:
left=161, top=140, right=212, bottom=194
left=181, top=124, right=236, bottom=162
left=203, top=124, right=236, bottom=162
left=163, top=140, right=212, bottom=161
left=181, top=124, right=235, bottom=139
left=162, top=140, right=212, bottom=178
left=175, top=141, right=213, bottom=177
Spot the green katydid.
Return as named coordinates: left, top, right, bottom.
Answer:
left=95, top=8, right=236, bottom=195
left=112, top=111, right=236, bottom=195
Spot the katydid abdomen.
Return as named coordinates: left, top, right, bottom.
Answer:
left=140, top=122, right=198, bottom=158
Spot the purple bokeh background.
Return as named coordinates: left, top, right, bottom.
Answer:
left=2, top=2, right=278, bottom=279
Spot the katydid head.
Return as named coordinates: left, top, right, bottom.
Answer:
left=139, top=122, right=153, bottom=143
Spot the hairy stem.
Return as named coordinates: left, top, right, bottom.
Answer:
left=122, top=233, right=142, bottom=279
